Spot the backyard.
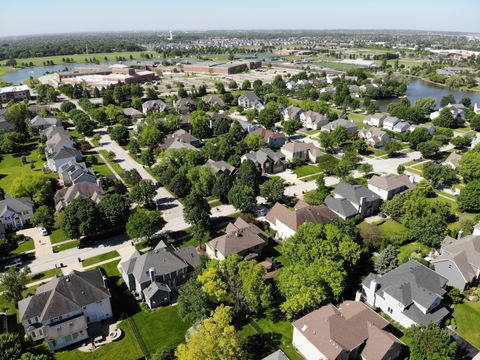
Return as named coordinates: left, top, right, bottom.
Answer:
left=453, top=301, right=480, bottom=348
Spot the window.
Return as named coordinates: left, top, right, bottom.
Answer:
left=387, top=307, right=393, bottom=314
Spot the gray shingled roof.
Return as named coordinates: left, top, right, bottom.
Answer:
left=0, top=195, right=33, bottom=217
left=332, top=181, right=381, bottom=206
left=143, top=282, right=171, bottom=302
left=324, top=195, right=358, bottom=219
left=262, top=350, right=289, bottom=360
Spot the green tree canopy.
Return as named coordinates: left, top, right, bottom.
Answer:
left=126, top=208, right=165, bottom=239
left=62, top=198, right=102, bottom=239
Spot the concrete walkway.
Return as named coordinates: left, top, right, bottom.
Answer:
left=17, top=228, right=53, bottom=258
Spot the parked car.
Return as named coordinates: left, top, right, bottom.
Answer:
left=39, top=227, right=49, bottom=236
left=285, top=168, right=294, bottom=174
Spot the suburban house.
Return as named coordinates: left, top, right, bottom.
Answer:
left=292, top=301, right=404, bottom=360
left=238, top=92, right=264, bottom=111
left=363, top=113, right=388, bottom=127
left=205, top=159, right=237, bottom=176
left=368, top=175, right=415, bottom=201
left=362, top=260, right=449, bottom=328
left=325, top=181, right=382, bottom=219
left=265, top=200, right=337, bottom=239
left=18, top=269, right=112, bottom=352
left=142, top=99, right=168, bottom=114
left=175, top=97, right=197, bottom=114
left=54, top=182, right=104, bottom=212
left=237, top=119, right=258, bottom=133
left=280, top=142, right=325, bottom=163
left=159, top=129, right=201, bottom=150
left=119, top=241, right=200, bottom=309
left=286, top=81, right=297, bottom=90
left=321, top=118, right=357, bottom=135
left=392, top=121, right=410, bottom=133
left=382, top=116, right=400, bottom=131
left=46, top=147, right=83, bottom=172
left=431, top=234, right=480, bottom=291
left=282, top=105, right=304, bottom=121
left=299, top=110, right=329, bottom=130
left=430, top=103, right=466, bottom=124
left=262, top=350, right=289, bottom=360
left=409, top=123, right=436, bottom=134
left=204, top=95, right=226, bottom=109
left=30, top=115, right=62, bottom=130
left=0, top=109, right=15, bottom=132
left=241, top=148, right=287, bottom=174
left=358, top=127, right=390, bottom=148
left=0, top=195, right=33, bottom=229
left=45, top=131, right=75, bottom=156
left=443, top=152, right=462, bottom=169
left=475, top=103, right=480, bottom=115
left=58, top=161, right=96, bottom=186
left=205, top=218, right=268, bottom=260
left=123, top=107, right=143, bottom=119
left=252, top=128, right=287, bottom=148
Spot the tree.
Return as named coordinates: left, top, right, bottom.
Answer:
left=146, top=87, right=158, bottom=100
left=238, top=159, right=260, bottom=194
left=460, top=96, right=471, bottom=108
left=331, top=126, right=349, bottom=146
left=258, top=102, right=281, bottom=128
left=384, top=140, right=402, bottom=157
left=303, top=176, right=330, bottom=205
left=409, top=127, right=432, bottom=149
left=423, top=163, right=457, bottom=187
left=32, top=205, right=54, bottom=229
left=20, top=353, right=50, bottom=360
left=405, top=323, right=457, bottom=360
left=62, top=198, right=101, bottom=239
left=470, top=114, right=480, bottom=131
left=228, top=183, right=256, bottom=212
left=260, top=177, right=285, bottom=204
left=244, top=133, right=267, bottom=151
left=358, top=163, right=373, bottom=175
left=380, top=193, right=406, bottom=221
left=1, top=132, right=23, bottom=153
left=458, top=180, right=480, bottom=212
left=317, top=153, right=339, bottom=175
left=374, top=245, right=398, bottom=274
left=359, top=223, right=382, bottom=249
left=126, top=208, right=164, bottom=239
left=5, top=102, right=30, bottom=136
left=175, top=305, right=244, bottom=360
left=10, top=174, right=56, bottom=207
left=183, top=192, right=211, bottom=237
left=177, top=278, right=210, bottom=324
left=214, top=82, right=225, bottom=94
left=109, top=124, right=129, bottom=145
left=228, top=80, right=238, bottom=90
left=458, top=150, right=480, bottom=182
left=282, top=120, right=302, bottom=136
left=212, top=173, right=233, bottom=204
left=0, top=333, right=22, bottom=360
left=60, top=101, right=76, bottom=113
left=451, top=136, right=471, bottom=149
left=0, top=266, right=29, bottom=304
left=169, top=173, right=191, bottom=198
left=98, top=194, right=131, bottom=228
left=417, top=141, right=439, bottom=158
left=187, top=166, right=215, bottom=196
left=241, top=80, right=251, bottom=90
left=129, top=180, right=156, bottom=207
left=433, top=108, right=455, bottom=128
left=190, top=110, right=212, bottom=139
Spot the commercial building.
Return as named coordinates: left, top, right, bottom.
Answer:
left=183, top=60, right=261, bottom=75
left=0, top=85, right=31, bottom=104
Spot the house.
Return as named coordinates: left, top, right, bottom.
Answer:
left=238, top=92, right=264, bottom=111
left=204, top=95, right=226, bottom=109
left=409, top=123, right=436, bottom=134
left=46, top=147, right=82, bottom=172
left=0, top=85, right=30, bottom=104
left=325, top=181, right=382, bottom=219
left=358, top=127, right=391, bottom=148
left=282, top=105, right=304, bottom=121
left=286, top=81, right=297, bottom=90
left=474, top=103, right=480, bottom=115
left=431, top=234, right=480, bottom=291
left=471, top=134, right=480, bottom=150
left=252, top=128, right=287, bottom=148
left=58, top=161, right=96, bottom=186
left=209, top=112, right=231, bottom=128
left=292, top=301, right=404, bottom=360
left=237, top=119, right=258, bottom=133
left=0, top=195, right=33, bottom=230
left=175, top=97, right=196, bottom=114
left=443, top=152, right=462, bottom=169
left=205, top=218, right=268, bottom=260
left=0, top=109, right=14, bottom=132
left=266, top=200, right=337, bottom=239
left=142, top=99, right=168, bottom=114
left=299, top=110, right=329, bottom=130
left=321, top=118, right=357, bottom=135
left=430, top=103, right=466, bottom=124
left=54, top=182, right=104, bottom=212
left=119, top=241, right=199, bottom=309
left=123, top=107, right=143, bottom=118
left=382, top=116, right=400, bottom=131
left=280, top=142, right=325, bottom=163
left=262, top=350, right=289, bottom=360
left=241, top=148, right=287, bottom=174
left=160, top=129, right=201, bottom=150
left=362, top=260, right=449, bottom=328
left=368, top=175, right=415, bottom=201
left=205, top=159, right=237, bottom=176
left=363, top=113, right=388, bottom=127
left=30, top=116, right=62, bottom=131
left=45, top=131, right=75, bottom=156
left=392, top=121, right=410, bottom=133
left=18, top=269, right=112, bottom=351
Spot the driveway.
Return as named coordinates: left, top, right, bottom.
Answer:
left=17, top=228, right=53, bottom=258
left=360, top=151, right=422, bottom=174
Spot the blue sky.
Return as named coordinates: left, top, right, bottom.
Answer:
left=1, top=0, right=479, bottom=37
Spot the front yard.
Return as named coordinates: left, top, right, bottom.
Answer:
left=82, top=250, right=120, bottom=267
left=294, top=164, right=321, bottom=178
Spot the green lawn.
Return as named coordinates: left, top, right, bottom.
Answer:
left=82, top=250, right=120, bottom=267
left=398, top=241, right=430, bottom=264
left=85, top=153, right=114, bottom=178
left=11, top=237, right=35, bottom=254
left=347, top=113, right=367, bottom=129
left=99, top=150, right=126, bottom=177
left=453, top=301, right=480, bottom=348
left=377, top=219, right=408, bottom=241
left=94, top=259, right=121, bottom=278
left=53, top=240, right=80, bottom=252
left=208, top=199, right=222, bottom=208
left=50, top=229, right=69, bottom=244
left=0, top=66, right=15, bottom=76
left=29, top=268, right=63, bottom=283
left=294, top=164, right=321, bottom=178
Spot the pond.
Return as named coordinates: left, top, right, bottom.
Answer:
left=375, top=78, right=480, bottom=110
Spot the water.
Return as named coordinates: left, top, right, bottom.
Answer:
left=375, top=78, right=480, bottom=111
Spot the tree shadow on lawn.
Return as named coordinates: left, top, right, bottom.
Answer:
left=244, top=332, right=281, bottom=360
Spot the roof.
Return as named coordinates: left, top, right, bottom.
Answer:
left=243, top=148, right=285, bottom=165
left=293, top=301, right=401, bottom=360
left=206, top=218, right=268, bottom=258
left=0, top=195, right=33, bottom=217
left=284, top=105, right=303, bottom=118
left=239, top=92, right=262, bottom=103
left=18, top=269, right=110, bottom=322
left=0, top=85, right=30, bottom=94
left=54, top=182, right=104, bottom=211
left=433, top=235, right=480, bottom=283
left=324, top=195, right=358, bottom=219
left=383, top=116, right=400, bottom=126
left=321, top=118, right=357, bottom=131
left=206, top=159, right=236, bottom=174
left=30, top=116, right=61, bottom=128
left=49, top=147, right=81, bottom=161
left=204, top=95, right=225, bottom=107
left=142, top=99, right=168, bottom=112
left=262, top=350, right=289, bottom=360
left=253, top=128, right=287, bottom=141
left=444, top=152, right=462, bottom=168
left=160, top=129, right=199, bottom=150
left=368, top=175, right=415, bottom=192
left=266, top=201, right=337, bottom=232
left=361, top=322, right=404, bottom=360
left=143, top=282, right=171, bottom=302
left=332, top=181, right=381, bottom=206
left=303, top=110, right=328, bottom=124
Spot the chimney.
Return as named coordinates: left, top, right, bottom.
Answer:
left=358, top=196, right=366, bottom=214
left=457, top=229, right=464, bottom=240
left=148, top=267, right=155, bottom=283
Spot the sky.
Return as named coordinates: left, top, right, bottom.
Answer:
left=1, top=0, right=479, bottom=37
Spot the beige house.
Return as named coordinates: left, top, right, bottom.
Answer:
left=280, top=142, right=325, bottom=163
left=443, top=152, right=462, bottom=169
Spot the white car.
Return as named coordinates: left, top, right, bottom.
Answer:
left=285, top=168, right=294, bottom=174
left=39, top=227, right=49, bottom=236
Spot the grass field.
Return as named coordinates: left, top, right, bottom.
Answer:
left=29, top=267, right=62, bottom=283
left=11, top=237, right=35, bottom=254
left=0, top=66, right=15, bottom=76
left=50, top=229, right=69, bottom=244
left=453, top=301, right=480, bottom=348
left=398, top=241, right=430, bottom=264
left=82, top=250, right=120, bottom=267
left=294, top=164, right=321, bottom=178
left=94, top=259, right=121, bottom=278
left=377, top=219, right=407, bottom=241
left=53, top=239, right=80, bottom=252
left=99, top=150, right=126, bottom=177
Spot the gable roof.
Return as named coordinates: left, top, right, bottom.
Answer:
left=160, top=129, right=200, bottom=150
left=322, top=118, right=357, bottom=131
left=262, top=350, right=289, bottom=360
left=0, top=195, right=33, bottom=217
left=324, top=195, right=358, bottom=219
left=54, top=182, right=104, bottom=211
left=30, top=116, right=61, bottom=128
left=253, top=128, right=287, bottom=141
left=368, top=175, right=415, bottom=192
left=18, top=269, right=110, bottom=322
left=239, top=92, right=262, bottom=103
left=333, top=181, right=381, bottom=205
left=444, top=152, right=462, bottom=168
left=206, top=159, right=236, bottom=174
left=243, top=148, right=285, bottom=165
